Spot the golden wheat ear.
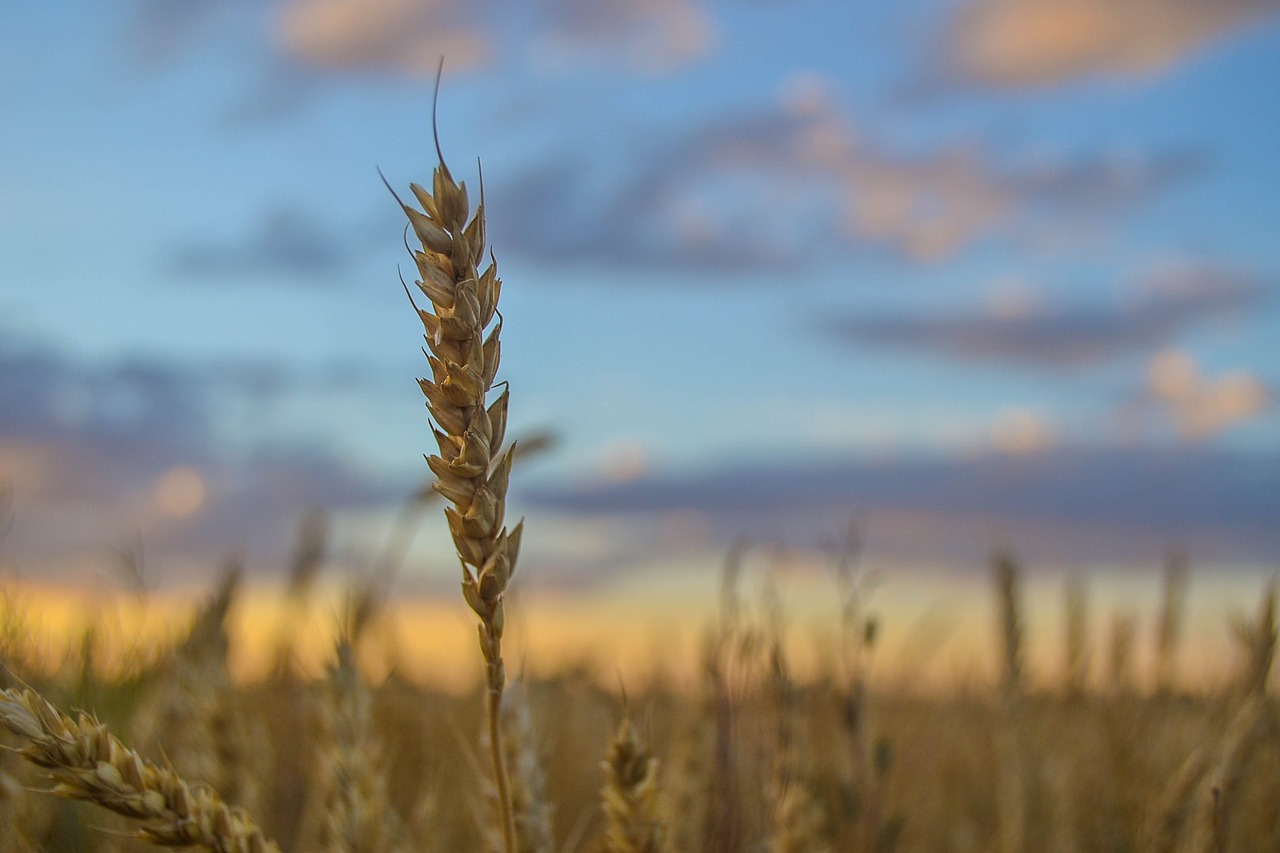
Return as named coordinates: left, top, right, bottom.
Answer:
left=601, top=715, right=664, bottom=853
left=0, top=686, right=281, bottom=853
left=392, top=77, right=521, bottom=853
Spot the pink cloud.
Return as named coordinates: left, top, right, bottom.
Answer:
left=274, top=0, right=712, bottom=75
left=942, top=0, right=1279, bottom=87
left=1147, top=349, right=1272, bottom=439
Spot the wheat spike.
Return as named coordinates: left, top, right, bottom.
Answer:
left=0, top=687, right=280, bottom=853
left=601, top=717, right=663, bottom=853
left=391, top=77, right=521, bottom=853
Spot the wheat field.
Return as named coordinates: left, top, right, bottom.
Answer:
left=1, top=133, right=1278, bottom=853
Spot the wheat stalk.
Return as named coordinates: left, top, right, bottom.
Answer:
left=389, top=81, right=521, bottom=853
left=477, top=683, right=554, bottom=853
left=1106, top=611, right=1137, bottom=695
left=764, top=599, right=828, bottom=853
left=1230, top=578, right=1276, bottom=698
left=0, top=687, right=280, bottom=853
left=993, top=551, right=1023, bottom=698
left=828, top=523, right=882, bottom=853
left=992, top=551, right=1027, bottom=853
left=661, top=642, right=713, bottom=853
left=1062, top=573, right=1088, bottom=699
left=1154, top=553, right=1187, bottom=696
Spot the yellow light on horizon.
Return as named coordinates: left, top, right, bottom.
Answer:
left=2, top=562, right=1273, bottom=696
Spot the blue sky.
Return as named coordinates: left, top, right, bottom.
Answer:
left=1, top=0, right=1279, bottom=591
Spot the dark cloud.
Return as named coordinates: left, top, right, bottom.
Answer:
left=0, top=338, right=406, bottom=583
left=126, top=0, right=256, bottom=68
left=168, top=203, right=387, bottom=283
left=522, top=444, right=1280, bottom=564
left=821, top=265, right=1267, bottom=367
left=489, top=156, right=811, bottom=273
left=1010, top=149, right=1207, bottom=211
left=0, top=345, right=207, bottom=494
left=489, top=92, right=1204, bottom=274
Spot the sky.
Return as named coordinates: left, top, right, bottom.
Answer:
left=2, top=0, right=1279, bottom=603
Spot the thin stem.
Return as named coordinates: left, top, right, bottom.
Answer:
left=487, top=682, right=517, bottom=853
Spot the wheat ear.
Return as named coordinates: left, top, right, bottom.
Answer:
left=0, top=687, right=280, bottom=853
left=601, top=717, right=663, bottom=853
left=306, top=641, right=408, bottom=853
left=391, top=89, right=521, bottom=853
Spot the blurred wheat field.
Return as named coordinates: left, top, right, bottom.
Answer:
left=1, top=133, right=1278, bottom=853
left=0, top=551, right=1277, bottom=853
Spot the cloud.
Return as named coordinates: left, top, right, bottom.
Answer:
left=168, top=203, right=385, bottom=283
left=522, top=443, right=1280, bottom=563
left=277, top=0, right=493, bottom=75
left=489, top=81, right=1203, bottom=272
left=1008, top=148, right=1205, bottom=210
left=536, top=0, right=713, bottom=73
left=0, top=339, right=405, bottom=584
left=821, top=263, right=1267, bottom=367
left=126, top=0, right=257, bottom=67
left=274, top=0, right=712, bottom=76
left=1145, top=349, right=1273, bottom=439
left=989, top=407, right=1059, bottom=454
left=937, top=0, right=1280, bottom=88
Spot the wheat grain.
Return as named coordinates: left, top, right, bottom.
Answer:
left=0, top=687, right=280, bottom=853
